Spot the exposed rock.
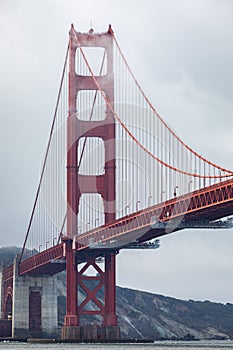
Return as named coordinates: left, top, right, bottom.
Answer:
left=57, top=275, right=233, bottom=340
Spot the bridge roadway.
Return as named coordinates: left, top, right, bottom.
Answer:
left=12, top=178, right=233, bottom=279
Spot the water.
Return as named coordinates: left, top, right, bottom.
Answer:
left=1, top=341, right=233, bottom=350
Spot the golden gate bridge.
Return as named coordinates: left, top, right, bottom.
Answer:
left=2, top=24, right=233, bottom=340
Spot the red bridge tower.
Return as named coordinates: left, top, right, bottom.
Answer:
left=62, top=25, right=120, bottom=340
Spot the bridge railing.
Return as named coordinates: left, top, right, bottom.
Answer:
left=75, top=178, right=233, bottom=250
left=17, top=179, right=233, bottom=276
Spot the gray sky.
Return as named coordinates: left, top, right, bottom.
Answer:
left=1, top=0, right=233, bottom=303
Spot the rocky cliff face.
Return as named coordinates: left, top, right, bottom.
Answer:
left=57, top=272, right=233, bottom=340
left=115, top=287, right=233, bottom=340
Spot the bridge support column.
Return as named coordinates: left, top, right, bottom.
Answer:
left=104, top=253, right=117, bottom=327
left=12, top=257, right=58, bottom=339
left=61, top=239, right=80, bottom=339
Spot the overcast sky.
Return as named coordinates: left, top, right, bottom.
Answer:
left=1, top=0, right=233, bottom=304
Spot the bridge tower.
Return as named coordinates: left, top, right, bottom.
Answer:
left=62, top=25, right=120, bottom=340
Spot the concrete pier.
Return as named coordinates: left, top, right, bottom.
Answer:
left=61, top=325, right=120, bottom=341
left=11, top=257, right=58, bottom=339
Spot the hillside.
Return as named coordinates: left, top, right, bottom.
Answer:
left=57, top=272, right=233, bottom=340
left=0, top=247, right=23, bottom=265
left=2, top=247, right=233, bottom=340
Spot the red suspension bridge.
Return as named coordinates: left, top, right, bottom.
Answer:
left=2, top=24, right=233, bottom=340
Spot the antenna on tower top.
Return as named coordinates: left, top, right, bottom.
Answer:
left=88, top=21, right=94, bottom=34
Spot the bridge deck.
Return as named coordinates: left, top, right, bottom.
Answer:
left=18, top=179, right=233, bottom=276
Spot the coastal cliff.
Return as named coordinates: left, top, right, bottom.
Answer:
left=57, top=272, right=233, bottom=340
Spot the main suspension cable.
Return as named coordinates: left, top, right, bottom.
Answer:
left=71, top=27, right=233, bottom=179
left=20, top=45, right=69, bottom=263
left=112, top=34, right=233, bottom=177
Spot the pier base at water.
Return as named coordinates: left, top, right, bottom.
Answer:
left=61, top=325, right=120, bottom=341
left=12, top=257, right=58, bottom=339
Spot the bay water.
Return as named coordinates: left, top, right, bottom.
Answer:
left=1, top=340, right=233, bottom=350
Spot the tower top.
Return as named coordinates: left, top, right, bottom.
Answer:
left=69, top=23, right=114, bottom=36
